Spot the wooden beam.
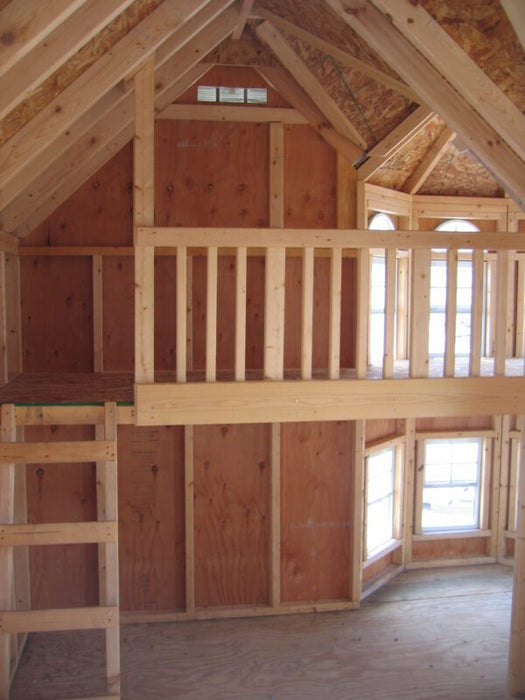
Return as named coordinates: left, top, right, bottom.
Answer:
left=252, top=5, right=420, bottom=102
left=403, top=127, right=455, bottom=195
left=256, top=21, right=367, bottom=150
left=0, top=521, right=117, bottom=546
left=501, top=0, right=525, bottom=53
left=372, top=0, right=525, bottom=166
left=0, top=0, right=135, bottom=122
left=509, top=413, right=525, bottom=696
left=0, top=0, right=211, bottom=204
left=326, top=0, right=525, bottom=210
left=0, top=441, right=115, bottom=464
left=135, top=376, right=525, bottom=426
left=357, top=106, right=435, bottom=182
left=0, top=607, right=118, bottom=634
left=0, top=0, right=87, bottom=77
left=137, top=226, right=525, bottom=251
left=158, top=104, right=307, bottom=124
left=232, top=0, right=254, bottom=40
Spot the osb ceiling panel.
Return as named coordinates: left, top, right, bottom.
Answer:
left=0, top=0, right=163, bottom=147
left=421, top=0, right=525, bottom=112
left=205, top=24, right=278, bottom=66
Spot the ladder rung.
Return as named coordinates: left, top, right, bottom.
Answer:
left=0, top=521, right=117, bottom=546
left=0, top=441, right=116, bottom=464
left=0, top=606, right=118, bottom=634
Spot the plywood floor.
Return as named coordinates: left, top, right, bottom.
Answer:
left=11, top=564, right=513, bottom=700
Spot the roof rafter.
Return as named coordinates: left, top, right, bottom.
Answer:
left=0, top=0, right=88, bottom=77
left=325, top=0, right=525, bottom=210
left=252, top=4, right=420, bottom=103
left=372, top=0, right=525, bottom=165
left=232, top=0, right=254, bottom=40
left=357, top=104, right=434, bottom=181
left=255, top=65, right=363, bottom=164
left=402, top=126, right=455, bottom=195
left=0, top=0, right=216, bottom=209
left=0, top=0, right=136, bottom=122
left=501, top=0, right=525, bottom=53
left=255, top=20, right=367, bottom=151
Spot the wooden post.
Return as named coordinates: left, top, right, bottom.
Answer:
left=270, top=423, right=281, bottom=607
left=184, top=426, right=195, bottom=612
left=409, top=249, right=431, bottom=378
left=383, top=247, right=396, bottom=378
left=470, top=249, right=484, bottom=377
left=329, top=248, right=342, bottom=379
left=508, top=414, right=525, bottom=696
left=134, top=57, right=155, bottom=384
left=355, top=182, right=369, bottom=378
left=93, top=255, right=104, bottom=372
left=444, top=249, right=457, bottom=377
left=351, top=420, right=365, bottom=605
left=0, top=404, right=16, bottom=700
left=234, top=247, right=247, bottom=382
left=206, top=246, right=218, bottom=382
left=495, top=250, right=510, bottom=376
left=493, top=415, right=511, bottom=561
left=176, top=246, right=187, bottom=383
left=301, top=247, right=314, bottom=380
left=402, top=418, right=416, bottom=567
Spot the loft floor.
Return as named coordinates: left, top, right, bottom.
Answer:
left=11, top=564, right=513, bottom=700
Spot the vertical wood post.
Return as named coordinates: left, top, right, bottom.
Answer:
left=444, top=249, right=457, bottom=377
left=508, top=414, right=525, bottom=696
left=329, top=247, right=342, bottom=379
left=351, top=419, right=365, bottom=605
left=383, top=247, right=396, bottom=378
left=355, top=181, right=369, bottom=378
left=493, top=415, right=510, bottom=561
left=176, top=246, right=187, bottom=383
left=134, top=58, right=155, bottom=384
left=402, top=418, right=416, bottom=567
left=301, top=247, right=314, bottom=380
left=409, top=249, right=431, bottom=378
left=270, top=423, right=281, bottom=607
left=470, top=249, right=484, bottom=376
left=184, top=425, right=195, bottom=612
left=495, top=250, right=510, bottom=376
left=93, top=255, right=104, bottom=372
left=206, top=247, right=218, bottom=382
left=0, top=404, right=16, bottom=700
left=235, top=247, right=247, bottom=382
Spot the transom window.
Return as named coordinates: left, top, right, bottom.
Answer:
left=421, top=437, right=483, bottom=533
left=197, top=85, right=267, bottom=104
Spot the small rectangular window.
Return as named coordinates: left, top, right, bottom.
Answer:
left=197, top=85, right=218, bottom=103
left=365, top=447, right=396, bottom=557
left=246, top=87, right=267, bottom=104
left=197, top=85, right=268, bottom=105
left=219, top=86, right=245, bottom=103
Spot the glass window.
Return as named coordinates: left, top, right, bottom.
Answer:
left=366, top=447, right=395, bottom=556
left=368, top=213, right=396, bottom=366
left=422, top=438, right=482, bottom=532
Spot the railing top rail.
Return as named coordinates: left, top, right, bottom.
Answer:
left=136, top=226, right=525, bottom=251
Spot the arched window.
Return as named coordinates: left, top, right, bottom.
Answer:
left=368, top=212, right=396, bottom=231
left=435, top=219, right=480, bottom=233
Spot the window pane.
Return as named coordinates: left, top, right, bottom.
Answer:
left=422, top=485, right=478, bottom=530
left=367, top=496, right=394, bottom=553
left=247, top=87, right=267, bottom=104
left=219, top=86, right=245, bottom=103
left=366, top=449, right=395, bottom=556
left=197, top=85, right=217, bottom=102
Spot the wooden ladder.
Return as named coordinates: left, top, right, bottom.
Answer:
left=0, top=402, right=120, bottom=700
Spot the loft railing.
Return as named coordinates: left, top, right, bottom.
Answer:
left=134, top=227, right=525, bottom=387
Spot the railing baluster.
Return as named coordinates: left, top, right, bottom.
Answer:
left=409, top=248, right=431, bottom=378
left=301, top=247, right=314, bottom=380
left=329, top=247, right=342, bottom=379
left=495, top=250, right=509, bottom=376
left=264, top=247, right=286, bottom=380
left=235, top=247, right=247, bottom=382
left=176, top=246, right=187, bottom=383
left=516, top=257, right=525, bottom=360
left=383, top=248, right=396, bottom=378
left=470, top=249, right=484, bottom=377
left=206, top=246, right=218, bottom=382
left=444, top=249, right=457, bottom=378
left=356, top=248, right=370, bottom=378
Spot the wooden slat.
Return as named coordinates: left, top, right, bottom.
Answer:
left=0, top=521, right=117, bottom=546
left=409, top=249, right=431, bottom=378
left=135, top=376, right=525, bottom=426
left=0, top=441, right=115, bottom=464
left=159, top=103, right=307, bottom=124
left=373, top=0, right=525, bottom=166
left=206, top=247, right=218, bottom=382
left=0, top=404, right=15, bottom=700
left=469, top=249, right=484, bottom=377
left=184, top=426, right=195, bottom=613
left=351, top=420, right=365, bottom=604
left=256, top=66, right=363, bottom=165
left=176, top=247, right=188, bottom=383
left=0, top=0, right=210, bottom=200
left=0, top=0, right=135, bottom=122
left=0, top=607, right=118, bottom=634
left=383, top=248, right=396, bottom=378
left=256, top=21, right=366, bottom=150
left=403, top=127, right=455, bottom=195
left=493, top=415, right=510, bottom=561
left=355, top=248, right=370, bottom=378
left=328, top=0, right=525, bottom=210
left=0, top=0, right=87, bottom=77
left=329, top=248, right=342, bottom=379
left=234, top=247, right=247, bottom=382
left=270, top=423, right=281, bottom=608
left=396, top=255, right=409, bottom=361
left=253, top=5, right=420, bottom=101
left=509, top=414, right=525, bottom=695
left=93, top=255, right=104, bottom=373
left=495, top=251, right=510, bottom=376
left=358, top=106, right=434, bottom=182
left=301, top=248, right=314, bottom=380
left=269, top=122, right=284, bottom=227
left=444, top=249, right=458, bottom=378
left=137, top=226, right=525, bottom=251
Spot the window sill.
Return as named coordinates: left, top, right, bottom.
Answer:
left=413, top=529, right=491, bottom=542
left=363, top=538, right=402, bottom=568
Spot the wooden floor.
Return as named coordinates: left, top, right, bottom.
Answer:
left=11, top=564, right=514, bottom=700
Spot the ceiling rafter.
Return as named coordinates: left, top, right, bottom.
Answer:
left=402, top=126, right=455, bottom=195
left=0, top=0, right=88, bottom=77
left=325, top=0, right=525, bottom=211
left=357, top=104, right=434, bottom=181
left=255, top=20, right=367, bottom=151
left=232, top=0, right=254, bottom=40
left=0, top=0, right=215, bottom=209
left=252, top=4, right=420, bottom=103
left=0, top=0, right=136, bottom=123
left=256, top=65, right=363, bottom=164
left=372, top=0, right=525, bottom=166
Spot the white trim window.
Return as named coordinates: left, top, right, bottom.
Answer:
left=364, top=443, right=402, bottom=558
left=420, top=437, right=484, bottom=533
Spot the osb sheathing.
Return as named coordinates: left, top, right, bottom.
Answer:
left=206, top=24, right=277, bottom=67
left=421, top=0, right=525, bottom=112
left=0, top=0, right=163, bottom=147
